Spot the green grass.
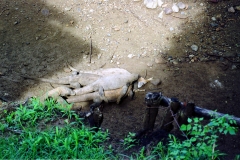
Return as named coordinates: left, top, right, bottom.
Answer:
left=0, top=98, right=113, bottom=159
left=0, top=97, right=239, bottom=159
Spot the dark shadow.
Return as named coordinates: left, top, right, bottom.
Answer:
left=0, top=0, right=100, bottom=101
left=97, top=1, right=240, bottom=159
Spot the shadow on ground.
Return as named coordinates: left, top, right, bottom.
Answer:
left=0, top=0, right=99, bottom=101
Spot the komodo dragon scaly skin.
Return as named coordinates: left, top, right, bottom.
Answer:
left=70, top=67, right=134, bottom=77
left=40, top=86, right=75, bottom=104
left=67, top=84, right=133, bottom=104
left=73, top=73, right=139, bottom=103
left=22, top=73, right=101, bottom=87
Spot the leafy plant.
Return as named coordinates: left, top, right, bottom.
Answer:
left=167, top=116, right=238, bottom=160
left=0, top=97, right=113, bottom=159
left=123, top=132, right=138, bottom=150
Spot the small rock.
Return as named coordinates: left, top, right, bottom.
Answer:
left=65, top=7, right=72, bottom=11
left=170, top=27, right=174, bottom=31
left=14, top=21, right=19, bottom=25
left=98, top=54, right=102, bottom=59
left=172, top=3, right=179, bottom=12
left=150, top=78, right=161, bottom=86
left=64, top=67, right=71, bottom=73
left=228, top=7, right=235, bottom=13
left=211, top=17, right=216, bottom=21
left=177, top=2, right=186, bottom=9
left=164, top=8, right=173, bottom=15
left=158, top=11, right=163, bottom=19
left=189, top=54, right=194, bottom=59
left=144, top=0, right=158, bottom=9
left=210, top=80, right=223, bottom=89
left=231, top=65, right=237, bottom=70
left=147, top=62, right=153, bottom=67
left=128, top=54, right=135, bottom=58
left=158, top=0, right=164, bottom=7
left=191, top=45, right=198, bottom=51
left=200, top=3, right=204, bottom=6
left=116, top=62, right=120, bottom=65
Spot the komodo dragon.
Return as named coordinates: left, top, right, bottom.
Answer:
left=67, top=84, right=133, bottom=104
left=73, top=73, right=139, bottom=102
left=22, top=68, right=140, bottom=88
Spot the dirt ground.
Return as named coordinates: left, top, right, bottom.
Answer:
left=0, top=0, right=240, bottom=159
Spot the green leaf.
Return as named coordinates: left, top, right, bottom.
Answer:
left=187, top=124, right=192, bottom=131
left=229, top=128, right=237, bottom=135
left=187, top=118, right=192, bottom=123
left=180, top=124, right=187, bottom=131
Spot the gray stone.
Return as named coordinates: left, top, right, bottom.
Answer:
left=191, top=45, right=198, bottom=51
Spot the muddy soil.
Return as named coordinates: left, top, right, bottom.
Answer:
left=0, top=0, right=240, bottom=159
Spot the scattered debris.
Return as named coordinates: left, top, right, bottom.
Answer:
left=209, top=80, right=223, bottom=89
left=191, top=45, right=198, bottom=51
left=228, top=7, right=235, bottom=13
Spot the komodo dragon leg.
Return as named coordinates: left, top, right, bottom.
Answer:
left=40, top=86, right=75, bottom=104
left=67, top=92, right=102, bottom=104
left=67, top=84, right=132, bottom=104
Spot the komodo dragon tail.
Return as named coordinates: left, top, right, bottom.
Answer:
left=21, top=75, right=70, bottom=85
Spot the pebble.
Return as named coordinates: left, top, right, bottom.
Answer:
left=191, top=45, right=198, bottom=51
left=158, top=0, right=164, bottom=7
left=210, top=80, right=223, bottom=89
left=128, top=54, right=135, bottom=58
left=147, top=62, right=153, bottom=67
left=144, top=0, right=158, bottom=9
left=170, top=27, right=174, bottom=31
left=65, top=7, right=72, bottom=11
left=172, top=3, right=179, bottom=12
left=158, top=11, right=163, bottom=19
left=231, top=65, right=237, bottom=70
left=211, top=17, right=216, bottom=21
left=189, top=54, right=194, bottom=59
left=177, top=2, right=186, bottom=9
left=164, top=8, right=173, bottom=15
left=228, top=7, right=235, bottom=13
